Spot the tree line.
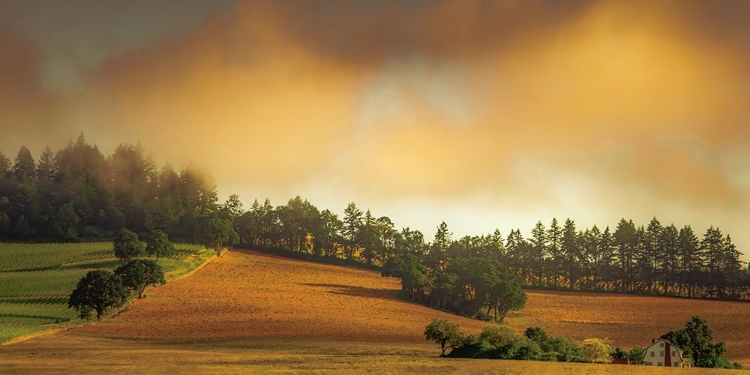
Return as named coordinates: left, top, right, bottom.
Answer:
left=510, top=218, right=747, bottom=299
left=0, top=133, right=218, bottom=242
left=230, top=197, right=748, bottom=300
left=2, top=136, right=747, bottom=304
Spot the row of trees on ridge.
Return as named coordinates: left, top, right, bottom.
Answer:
left=2, top=137, right=748, bottom=306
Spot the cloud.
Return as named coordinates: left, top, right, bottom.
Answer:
left=1, top=0, right=749, bottom=248
left=0, top=27, right=71, bottom=154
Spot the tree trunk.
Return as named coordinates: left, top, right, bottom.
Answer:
left=554, top=270, right=558, bottom=288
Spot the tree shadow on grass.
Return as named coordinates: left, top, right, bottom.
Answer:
left=300, top=283, right=398, bottom=301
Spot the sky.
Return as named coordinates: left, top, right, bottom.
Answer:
left=1, top=0, right=749, bottom=257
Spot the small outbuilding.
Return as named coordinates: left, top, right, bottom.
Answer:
left=642, top=338, right=688, bottom=367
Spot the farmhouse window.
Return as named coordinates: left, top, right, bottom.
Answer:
left=650, top=351, right=655, bottom=357
left=660, top=351, right=664, bottom=356
left=659, top=343, right=664, bottom=348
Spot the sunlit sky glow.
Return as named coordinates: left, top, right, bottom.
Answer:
left=1, top=0, right=749, bottom=258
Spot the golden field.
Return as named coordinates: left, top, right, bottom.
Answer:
left=509, top=290, right=750, bottom=365
left=1, top=250, right=748, bottom=374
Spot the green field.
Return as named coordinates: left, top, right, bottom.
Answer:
left=0, top=242, right=211, bottom=343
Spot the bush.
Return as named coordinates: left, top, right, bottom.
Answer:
left=628, top=345, right=645, bottom=364
left=545, top=336, right=584, bottom=362
left=611, top=346, right=628, bottom=359
left=581, top=338, right=614, bottom=363
left=426, top=320, right=620, bottom=364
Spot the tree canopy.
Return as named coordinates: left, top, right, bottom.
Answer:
left=661, top=316, right=739, bottom=368
left=194, top=215, right=239, bottom=257
left=424, top=318, right=462, bottom=357
left=2, top=137, right=748, bottom=304
left=114, top=228, right=144, bottom=264
left=145, top=229, right=174, bottom=261
left=68, top=270, right=127, bottom=320
left=114, top=259, right=165, bottom=298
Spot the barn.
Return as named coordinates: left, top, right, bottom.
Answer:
left=642, top=338, right=689, bottom=367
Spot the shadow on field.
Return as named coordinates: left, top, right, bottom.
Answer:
left=301, top=283, right=398, bottom=300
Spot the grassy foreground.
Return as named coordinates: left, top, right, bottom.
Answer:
left=2, top=335, right=744, bottom=374
left=0, top=242, right=212, bottom=343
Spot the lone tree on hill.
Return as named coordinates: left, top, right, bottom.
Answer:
left=424, top=318, right=463, bottom=357
left=145, top=229, right=174, bottom=261
left=194, top=215, right=239, bottom=257
left=115, top=259, right=166, bottom=298
left=68, top=270, right=127, bottom=320
left=114, top=228, right=144, bottom=264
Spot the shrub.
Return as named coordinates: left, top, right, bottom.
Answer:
left=582, top=338, right=614, bottom=363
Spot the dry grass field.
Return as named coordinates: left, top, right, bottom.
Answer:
left=1, top=249, right=748, bottom=373
left=507, top=289, right=750, bottom=365
left=72, top=249, right=491, bottom=341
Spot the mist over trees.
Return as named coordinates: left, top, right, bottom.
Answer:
left=2, top=136, right=748, bottom=304
left=0, top=133, right=218, bottom=242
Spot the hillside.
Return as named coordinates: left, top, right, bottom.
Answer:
left=1, top=249, right=748, bottom=373
left=72, top=249, right=491, bottom=341
left=0, top=242, right=210, bottom=343
left=507, top=289, right=750, bottom=365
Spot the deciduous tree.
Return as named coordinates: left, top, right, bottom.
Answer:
left=661, top=316, right=735, bottom=368
left=424, top=318, right=462, bottom=357
left=115, top=259, right=166, bottom=298
left=145, top=229, right=174, bottom=261
left=68, top=270, right=127, bottom=320
left=581, top=338, right=614, bottom=363
left=194, top=215, right=239, bottom=257
left=114, top=228, right=144, bottom=264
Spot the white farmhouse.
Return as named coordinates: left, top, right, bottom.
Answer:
left=642, top=338, right=688, bottom=367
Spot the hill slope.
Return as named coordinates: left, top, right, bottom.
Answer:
left=73, top=249, right=491, bottom=341
left=2, top=249, right=749, bottom=373
left=508, top=289, right=750, bottom=365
